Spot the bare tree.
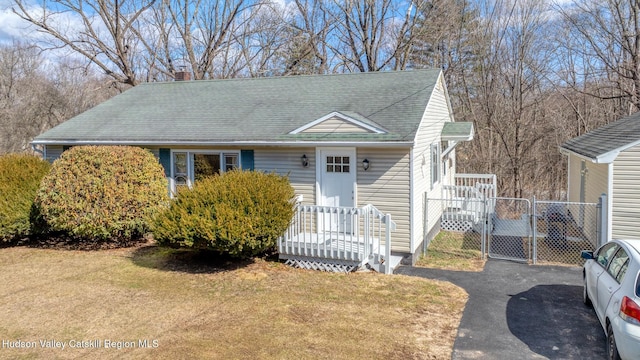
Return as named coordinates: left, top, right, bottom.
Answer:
left=327, top=0, right=426, bottom=72
left=12, top=0, right=156, bottom=87
left=454, top=0, right=558, bottom=198
left=159, top=0, right=260, bottom=79
left=555, top=0, right=640, bottom=114
left=277, top=0, right=333, bottom=75
left=0, top=43, right=116, bottom=154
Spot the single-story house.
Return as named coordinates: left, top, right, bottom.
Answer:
left=560, top=111, right=640, bottom=241
left=32, top=69, right=478, bottom=269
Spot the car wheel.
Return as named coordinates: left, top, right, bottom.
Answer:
left=583, top=274, right=592, bottom=307
left=607, top=323, right=621, bottom=360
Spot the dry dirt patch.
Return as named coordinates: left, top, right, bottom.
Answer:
left=0, top=245, right=466, bottom=359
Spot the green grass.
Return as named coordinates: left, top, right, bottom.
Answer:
left=0, top=244, right=467, bottom=359
left=416, top=231, right=486, bottom=272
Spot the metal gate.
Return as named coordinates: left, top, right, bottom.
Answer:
left=487, top=198, right=531, bottom=262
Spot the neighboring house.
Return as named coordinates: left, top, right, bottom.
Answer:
left=560, top=111, right=640, bottom=241
left=32, top=70, right=475, bottom=269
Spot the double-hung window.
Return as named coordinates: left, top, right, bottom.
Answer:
left=172, top=151, right=239, bottom=191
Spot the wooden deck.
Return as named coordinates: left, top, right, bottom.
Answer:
left=278, top=204, right=397, bottom=273
left=279, top=232, right=380, bottom=262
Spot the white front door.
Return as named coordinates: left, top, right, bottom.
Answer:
left=318, top=148, right=356, bottom=232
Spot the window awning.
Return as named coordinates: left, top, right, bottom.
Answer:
left=441, top=122, right=474, bottom=142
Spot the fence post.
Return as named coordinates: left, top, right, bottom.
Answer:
left=532, top=196, right=537, bottom=264
left=423, top=194, right=428, bottom=255
left=481, top=198, right=486, bottom=259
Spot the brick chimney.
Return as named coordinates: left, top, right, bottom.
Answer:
left=175, top=71, right=191, bottom=81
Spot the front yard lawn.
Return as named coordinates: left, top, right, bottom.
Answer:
left=0, top=244, right=466, bottom=359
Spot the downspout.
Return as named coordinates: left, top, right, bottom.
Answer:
left=607, top=163, right=614, bottom=240
left=31, top=144, right=45, bottom=159
left=409, top=147, right=415, bottom=256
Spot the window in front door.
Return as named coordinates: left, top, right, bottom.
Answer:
left=326, top=156, right=350, bottom=173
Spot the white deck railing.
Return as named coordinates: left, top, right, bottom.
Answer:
left=449, top=174, right=497, bottom=199
left=278, top=204, right=396, bottom=273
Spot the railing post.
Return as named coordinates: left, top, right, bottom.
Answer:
left=385, top=214, right=392, bottom=275
left=364, top=206, right=370, bottom=259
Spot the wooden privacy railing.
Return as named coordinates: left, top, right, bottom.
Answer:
left=278, top=204, right=396, bottom=273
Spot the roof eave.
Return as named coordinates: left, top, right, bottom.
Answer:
left=31, top=139, right=415, bottom=148
left=559, top=146, right=618, bottom=164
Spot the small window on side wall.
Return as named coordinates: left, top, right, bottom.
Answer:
left=431, top=143, right=440, bottom=188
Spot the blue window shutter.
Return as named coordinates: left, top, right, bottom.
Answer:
left=159, top=148, right=171, bottom=177
left=241, top=150, right=254, bottom=170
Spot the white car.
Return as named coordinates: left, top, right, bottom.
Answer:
left=582, top=239, right=640, bottom=360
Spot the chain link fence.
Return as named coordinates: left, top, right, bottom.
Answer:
left=422, top=196, right=600, bottom=267
left=422, top=197, right=486, bottom=265
left=533, top=201, right=598, bottom=266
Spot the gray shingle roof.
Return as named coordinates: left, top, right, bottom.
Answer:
left=34, top=70, right=443, bottom=145
left=442, top=122, right=473, bottom=141
left=560, top=112, right=640, bottom=163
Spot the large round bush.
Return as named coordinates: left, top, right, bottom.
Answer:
left=153, top=170, right=295, bottom=257
left=0, top=153, right=50, bottom=240
left=35, top=146, right=169, bottom=241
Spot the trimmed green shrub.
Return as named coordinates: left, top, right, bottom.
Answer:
left=153, top=170, right=295, bottom=258
left=0, top=153, right=50, bottom=240
left=35, top=146, right=169, bottom=241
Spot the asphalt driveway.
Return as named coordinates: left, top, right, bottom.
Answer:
left=396, top=259, right=606, bottom=359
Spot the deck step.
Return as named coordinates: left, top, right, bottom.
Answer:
left=366, top=253, right=403, bottom=274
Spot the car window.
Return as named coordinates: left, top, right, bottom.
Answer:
left=616, top=259, right=629, bottom=283
left=636, top=272, right=640, bottom=297
left=608, top=248, right=629, bottom=283
left=596, top=243, right=620, bottom=268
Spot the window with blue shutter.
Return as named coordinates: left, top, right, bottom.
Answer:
left=159, top=148, right=171, bottom=177
left=241, top=150, right=254, bottom=170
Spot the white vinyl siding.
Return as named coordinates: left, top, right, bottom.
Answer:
left=568, top=154, right=608, bottom=204
left=612, top=146, right=640, bottom=238
left=44, top=145, right=64, bottom=162
left=584, top=161, right=609, bottom=204
left=567, top=153, right=609, bottom=242
left=254, top=147, right=316, bottom=206
left=567, top=155, right=582, bottom=203
left=411, top=73, right=453, bottom=254
left=356, top=148, right=411, bottom=253
left=301, top=117, right=371, bottom=133
left=145, top=147, right=160, bottom=159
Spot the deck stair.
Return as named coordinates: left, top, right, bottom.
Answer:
left=440, top=174, right=497, bottom=232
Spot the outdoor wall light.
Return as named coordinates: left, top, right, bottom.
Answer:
left=362, top=158, right=370, bottom=171
left=301, top=154, right=309, bottom=168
